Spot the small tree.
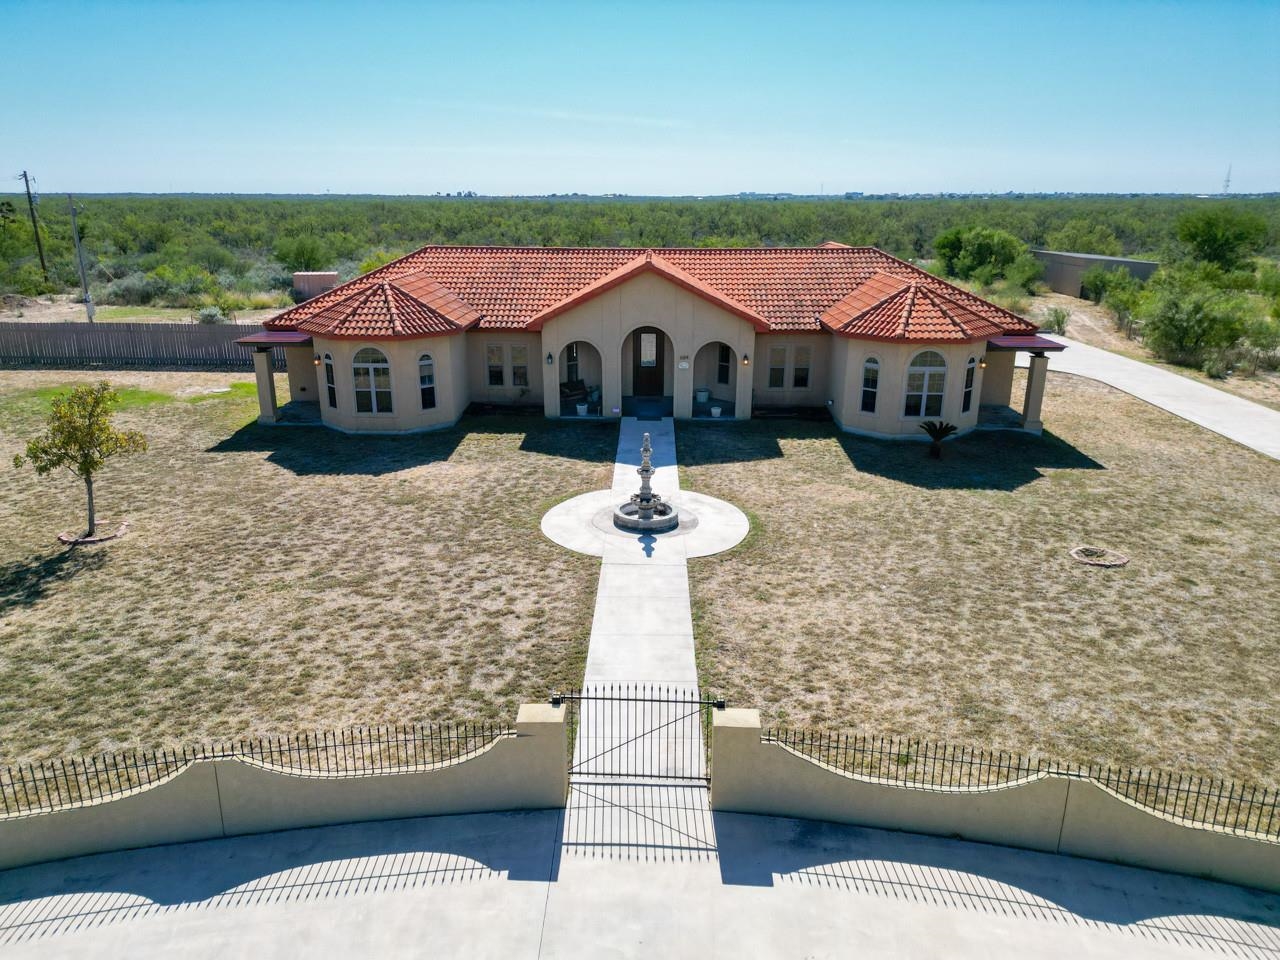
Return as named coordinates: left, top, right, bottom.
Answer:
left=13, top=382, right=147, bottom=537
left=919, top=420, right=958, bottom=459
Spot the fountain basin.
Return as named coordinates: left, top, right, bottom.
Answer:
left=613, top=499, right=680, bottom=533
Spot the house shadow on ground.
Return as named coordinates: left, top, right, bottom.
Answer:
left=206, top=414, right=620, bottom=477
left=677, top=419, right=1103, bottom=491
left=0, top=548, right=108, bottom=614
left=837, top=428, right=1105, bottom=492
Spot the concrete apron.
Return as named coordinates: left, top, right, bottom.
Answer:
left=568, top=417, right=710, bottom=864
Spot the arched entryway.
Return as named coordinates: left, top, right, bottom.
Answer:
left=558, top=340, right=603, bottom=416
left=621, top=326, right=674, bottom=417
left=691, top=341, right=737, bottom=419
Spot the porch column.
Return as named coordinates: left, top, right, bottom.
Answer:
left=1021, top=352, right=1048, bottom=434
left=252, top=348, right=279, bottom=424
left=734, top=334, right=756, bottom=419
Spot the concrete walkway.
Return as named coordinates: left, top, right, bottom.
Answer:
left=1030, top=336, right=1280, bottom=461
left=584, top=417, right=696, bottom=686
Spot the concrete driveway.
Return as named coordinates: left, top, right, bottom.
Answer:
left=1028, top=337, right=1280, bottom=460
left=1, top=804, right=1277, bottom=959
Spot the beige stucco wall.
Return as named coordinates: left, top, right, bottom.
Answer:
left=751, top=334, right=832, bottom=409
left=284, top=345, right=320, bottom=404
left=979, top=349, right=1016, bottom=406
left=309, top=334, right=466, bottom=434
left=0, top=705, right=567, bottom=872
left=467, top=331, right=546, bottom=406
left=538, top=271, right=757, bottom=419
left=828, top=339, right=988, bottom=438
left=710, top=709, right=1280, bottom=894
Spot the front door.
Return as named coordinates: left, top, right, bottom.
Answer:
left=632, top=328, right=664, bottom=397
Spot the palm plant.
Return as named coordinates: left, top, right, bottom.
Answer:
left=919, top=420, right=957, bottom=459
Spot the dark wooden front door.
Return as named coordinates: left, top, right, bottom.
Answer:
left=632, top=328, right=664, bottom=396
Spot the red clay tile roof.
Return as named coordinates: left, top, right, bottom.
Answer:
left=819, top=271, right=1009, bottom=342
left=267, top=245, right=1034, bottom=343
left=292, top=280, right=480, bottom=339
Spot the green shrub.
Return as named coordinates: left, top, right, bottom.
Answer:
left=274, top=235, right=333, bottom=272
left=1004, top=253, right=1044, bottom=294
left=1042, top=306, right=1069, bottom=335
left=195, top=306, right=226, bottom=325
left=1138, top=270, right=1247, bottom=366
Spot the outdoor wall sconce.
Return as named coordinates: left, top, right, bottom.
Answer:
left=313, top=354, right=321, bottom=366
left=742, top=353, right=750, bottom=366
left=979, top=356, right=988, bottom=369
left=546, top=352, right=554, bottom=365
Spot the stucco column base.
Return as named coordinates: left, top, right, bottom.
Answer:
left=252, top=349, right=279, bottom=424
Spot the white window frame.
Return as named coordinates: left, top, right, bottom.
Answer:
left=353, top=346, right=393, bottom=414
left=767, top=346, right=788, bottom=390
left=792, top=346, right=812, bottom=389
left=962, top=356, right=977, bottom=413
left=323, top=353, right=337, bottom=409
left=903, top=350, right=947, bottom=419
left=860, top=357, right=880, bottom=414
left=419, top=353, right=436, bottom=410
left=716, top=344, right=732, bottom=385
left=565, top=343, right=580, bottom=383
left=486, top=343, right=505, bottom=387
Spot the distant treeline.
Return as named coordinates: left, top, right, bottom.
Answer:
left=2, top=194, right=1278, bottom=303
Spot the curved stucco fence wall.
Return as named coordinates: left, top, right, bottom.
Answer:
left=0, top=704, right=566, bottom=872
left=710, top=709, right=1279, bottom=894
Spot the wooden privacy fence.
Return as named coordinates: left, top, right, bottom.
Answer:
left=0, top=322, right=286, bottom=370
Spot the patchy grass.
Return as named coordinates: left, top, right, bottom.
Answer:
left=0, top=370, right=614, bottom=765
left=682, top=371, right=1280, bottom=788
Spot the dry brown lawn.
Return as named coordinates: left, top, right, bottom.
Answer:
left=683, top=371, right=1280, bottom=788
left=0, top=370, right=614, bottom=766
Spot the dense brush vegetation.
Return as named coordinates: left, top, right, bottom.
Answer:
left=2, top=193, right=1277, bottom=374
left=2, top=193, right=1277, bottom=301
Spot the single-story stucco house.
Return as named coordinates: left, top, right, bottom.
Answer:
left=238, top=243, right=1064, bottom=438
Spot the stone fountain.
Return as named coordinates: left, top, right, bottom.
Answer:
left=613, top=432, right=680, bottom=533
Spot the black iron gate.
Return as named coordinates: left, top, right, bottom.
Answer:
left=552, top=684, right=724, bottom=783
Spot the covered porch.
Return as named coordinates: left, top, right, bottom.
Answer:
left=977, top=334, right=1066, bottom=435
left=235, top=330, right=321, bottom=425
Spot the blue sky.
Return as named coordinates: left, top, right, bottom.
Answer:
left=3, top=0, right=1278, bottom=195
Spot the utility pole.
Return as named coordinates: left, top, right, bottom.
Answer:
left=20, top=171, right=49, bottom=280
left=67, top=195, right=95, bottom=323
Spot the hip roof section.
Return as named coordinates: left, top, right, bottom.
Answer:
left=267, top=244, right=1036, bottom=342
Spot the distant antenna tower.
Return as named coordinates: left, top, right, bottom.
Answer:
left=1222, top=164, right=1231, bottom=195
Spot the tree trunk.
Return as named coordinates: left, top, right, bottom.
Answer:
left=929, top=441, right=942, bottom=459
left=84, top=475, right=95, bottom=537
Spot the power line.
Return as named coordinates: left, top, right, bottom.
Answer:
left=19, top=170, right=49, bottom=280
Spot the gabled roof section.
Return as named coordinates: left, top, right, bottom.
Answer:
left=290, top=280, right=480, bottom=339
left=266, top=244, right=1036, bottom=341
left=527, top=250, right=769, bottom=331
left=820, top=271, right=1013, bottom=342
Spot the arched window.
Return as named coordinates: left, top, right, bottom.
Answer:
left=962, top=356, right=977, bottom=413
left=353, top=347, right=392, bottom=413
left=860, top=358, right=879, bottom=413
left=323, top=353, right=337, bottom=408
left=418, top=353, right=436, bottom=410
left=904, top=350, right=946, bottom=418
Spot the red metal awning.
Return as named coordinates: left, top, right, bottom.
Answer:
left=235, top=331, right=314, bottom=347
left=987, top=334, right=1066, bottom=352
